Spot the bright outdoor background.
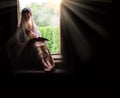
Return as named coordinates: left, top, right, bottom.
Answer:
left=19, top=0, right=61, bottom=54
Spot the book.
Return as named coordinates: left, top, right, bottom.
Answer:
left=37, top=37, right=49, bottom=41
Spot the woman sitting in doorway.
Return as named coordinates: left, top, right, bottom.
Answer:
left=14, top=8, right=55, bottom=72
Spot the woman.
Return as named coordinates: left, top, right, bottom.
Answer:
left=17, top=8, right=40, bottom=48
left=15, top=8, right=55, bottom=72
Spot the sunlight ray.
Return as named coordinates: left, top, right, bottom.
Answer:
left=62, top=1, right=108, bottom=38
left=66, top=0, right=104, bottom=14
left=62, top=9, right=92, bottom=59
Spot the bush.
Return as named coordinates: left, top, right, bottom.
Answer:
left=38, top=26, right=60, bottom=54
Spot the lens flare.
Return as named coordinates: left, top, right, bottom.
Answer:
left=52, top=0, right=62, bottom=4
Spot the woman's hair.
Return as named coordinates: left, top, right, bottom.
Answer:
left=21, top=8, right=32, bottom=22
left=17, top=8, right=35, bottom=43
left=22, top=8, right=32, bottom=15
left=16, top=8, right=41, bottom=56
left=17, top=8, right=38, bottom=45
left=19, top=8, right=35, bottom=31
left=19, top=8, right=34, bottom=29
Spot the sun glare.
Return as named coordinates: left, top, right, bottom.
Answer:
left=51, top=0, right=62, bottom=4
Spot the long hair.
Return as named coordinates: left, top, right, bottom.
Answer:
left=20, top=8, right=36, bottom=32
left=16, top=8, right=39, bottom=55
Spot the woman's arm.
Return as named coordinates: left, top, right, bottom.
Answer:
left=29, top=31, right=38, bottom=39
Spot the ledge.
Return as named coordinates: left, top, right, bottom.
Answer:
left=14, top=69, right=67, bottom=74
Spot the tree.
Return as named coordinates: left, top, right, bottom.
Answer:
left=26, top=2, right=59, bottom=26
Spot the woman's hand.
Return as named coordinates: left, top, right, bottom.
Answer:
left=29, top=31, right=38, bottom=39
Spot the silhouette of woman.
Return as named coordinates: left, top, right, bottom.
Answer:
left=7, top=8, right=55, bottom=72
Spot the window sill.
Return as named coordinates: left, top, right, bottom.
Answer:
left=51, top=54, right=63, bottom=61
left=13, top=54, right=64, bottom=74
left=14, top=69, right=66, bottom=74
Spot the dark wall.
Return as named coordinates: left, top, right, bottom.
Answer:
left=61, top=0, right=112, bottom=81
left=0, top=0, right=17, bottom=74
left=0, top=0, right=17, bottom=47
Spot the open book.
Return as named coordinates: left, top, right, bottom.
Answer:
left=28, top=37, right=49, bottom=44
left=37, top=37, right=49, bottom=41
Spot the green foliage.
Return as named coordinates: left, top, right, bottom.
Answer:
left=25, top=2, right=60, bottom=54
left=39, top=26, right=60, bottom=54
left=26, top=2, right=59, bottom=26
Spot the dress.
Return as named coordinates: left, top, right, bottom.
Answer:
left=11, top=27, right=55, bottom=71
